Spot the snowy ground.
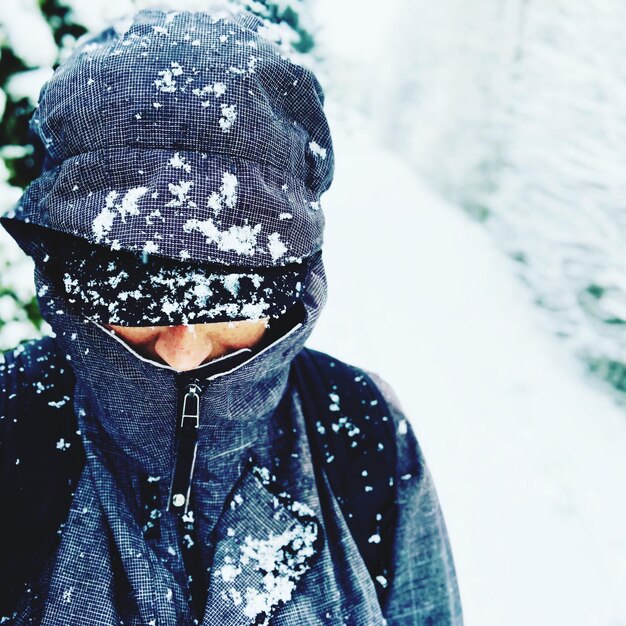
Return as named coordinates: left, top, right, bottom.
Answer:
left=308, top=114, right=626, bottom=626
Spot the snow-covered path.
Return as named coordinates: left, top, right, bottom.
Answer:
left=309, top=119, right=626, bottom=626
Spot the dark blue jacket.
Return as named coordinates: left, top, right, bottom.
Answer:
left=0, top=8, right=463, bottom=624
left=0, top=311, right=463, bottom=624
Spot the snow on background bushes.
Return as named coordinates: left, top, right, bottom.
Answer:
left=319, top=0, right=626, bottom=397
left=310, top=2, right=626, bottom=623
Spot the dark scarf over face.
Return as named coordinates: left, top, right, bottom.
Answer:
left=12, top=254, right=356, bottom=626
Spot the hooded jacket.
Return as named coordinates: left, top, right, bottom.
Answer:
left=0, top=252, right=463, bottom=626
left=0, top=8, right=463, bottom=625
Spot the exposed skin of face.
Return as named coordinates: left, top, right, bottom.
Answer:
left=105, top=319, right=269, bottom=371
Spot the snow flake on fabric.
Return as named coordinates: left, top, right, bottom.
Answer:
left=169, top=152, right=191, bottom=173
left=119, top=188, right=148, bottom=219
left=267, top=232, right=287, bottom=261
left=192, top=81, right=227, bottom=107
left=183, top=217, right=260, bottom=256
left=219, top=103, right=237, bottom=132
left=92, top=193, right=116, bottom=236
left=145, top=208, right=164, bottom=226
left=49, top=395, right=70, bottom=408
left=239, top=301, right=270, bottom=319
left=223, top=274, right=240, bottom=297
left=166, top=180, right=195, bottom=208
left=56, top=437, right=71, bottom=451
left=208, top=171, right=238, bottom=216
left=228, top=54, right=259, bottom=76
left=218, top=561, right=242, bottom=583
left=308, top=141, right=327, bottom=160
left=220, top=172, right=238, bottom=208
left=92, top=187, right=149, bottom=243
left=214, top=463, right=320, bottom=625
left=227, top=588, right=243, bottom=606
left=237, top=524, right=317, bottom=620
left=154, top=62, right=184, bottom=93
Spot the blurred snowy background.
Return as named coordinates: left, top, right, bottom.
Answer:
left=1, top=1, right=625, bottom=625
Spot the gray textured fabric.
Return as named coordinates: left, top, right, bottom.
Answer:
left=1, top=7, right=463, bottom=624
left=368, top=375, right=463, bottom=625
left=3, top=8, right=332, bottom=268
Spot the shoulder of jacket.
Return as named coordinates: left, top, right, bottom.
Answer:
left=300, top=348, right=405, bottom=420
left=0, top=337, right=82, bottom=609
left=1, top=335, right=73, bottom=392
left=360, top=368, right=427, bottom=480
left=361, top=369, right=406, bottom=419
left=1, top=334, right=81, bottom=486
left=1, top=335, right=76, bottom=430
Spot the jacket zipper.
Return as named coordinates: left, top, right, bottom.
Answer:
left=167, top=379, right=203, bottom=516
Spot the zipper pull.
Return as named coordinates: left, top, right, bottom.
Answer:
left=167, top=382, right=202, bottom=516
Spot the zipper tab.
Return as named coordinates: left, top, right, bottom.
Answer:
left=167, top=382, right=202, bottom=516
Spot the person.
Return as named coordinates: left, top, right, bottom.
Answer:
left=0, top=6, right=463, bottom=625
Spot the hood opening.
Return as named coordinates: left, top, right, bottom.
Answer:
left=92, top=300, right=306, bottom=376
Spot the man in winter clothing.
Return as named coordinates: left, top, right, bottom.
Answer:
left=0, top=7, right=463, bottom=625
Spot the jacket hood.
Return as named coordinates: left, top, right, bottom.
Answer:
left=1, top=8, right=334, bottom=269
left=0, top=7, right=334, bottom=327
left=0, top=5, right=335, bottom=485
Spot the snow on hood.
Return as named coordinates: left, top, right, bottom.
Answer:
left=1, top=8, right=334, bottom=268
